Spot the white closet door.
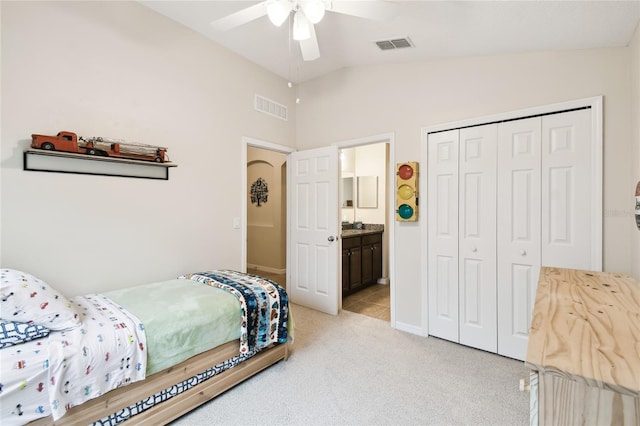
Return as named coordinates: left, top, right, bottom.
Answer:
left=497, top=117, right=542, bottom=360
left=542, top=109, right=592, bottom=270
left=427, top=129, right=459, bottom=342
left=458, top=125, right=497, bottom=352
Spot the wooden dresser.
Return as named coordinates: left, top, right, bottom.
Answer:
left=525, top=267, right=640, bottom=425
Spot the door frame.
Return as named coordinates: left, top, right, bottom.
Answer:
left=334, top=132, right=397, bottom=326
left=243, top=134, right=397, bottom=323
left=241, top=137, right=295, bottom=273
left=420, top=96, right=603, bottom=335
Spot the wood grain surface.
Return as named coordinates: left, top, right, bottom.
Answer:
left=29, top=341, right=288, bottom=425
left=526, top=267, right=640, bottom=397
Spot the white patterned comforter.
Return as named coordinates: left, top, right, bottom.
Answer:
left=0, top=294, right=147, bottom=424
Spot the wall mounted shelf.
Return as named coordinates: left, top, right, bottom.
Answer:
left=23, top=149, right=177, bottom=180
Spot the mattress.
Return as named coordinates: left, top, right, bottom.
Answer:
left=104, top=278, right=242, bottom=375
left=1, top=270, right=289, bottom=425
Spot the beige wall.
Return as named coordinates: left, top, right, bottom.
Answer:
left=297, top=48, right=633, bottom=327
left=632, top=22, right=640, bottom=280
left=247, top=146, right=287, bottom=272
left=0, top=1, right=296, bottom=296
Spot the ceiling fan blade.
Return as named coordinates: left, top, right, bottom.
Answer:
left=210, top=2, right=268, bottom=32
left=328, top=0, right=398, bottom=21
left=299, top=24, right=320, bottom=61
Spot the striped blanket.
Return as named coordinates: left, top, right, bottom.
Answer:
left=177, top=270, right=289, bottom=354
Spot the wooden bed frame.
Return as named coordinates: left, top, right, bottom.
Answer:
left=30, top=340, right=289, bottom=425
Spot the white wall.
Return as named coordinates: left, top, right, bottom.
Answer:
left=297, top=48, right=633, bottom=326
left=631, top=22, right=640, bottom=280
left=1, top=1, right=296, bottom=296
left=340, top=148, right=356, bottom=222
left=341, top=144, right=387, bottom=225
left=353, top=143, right=386, bottom=225
left=2, top=1, right=638, bottom=332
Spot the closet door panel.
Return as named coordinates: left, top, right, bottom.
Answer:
left=497, top=118, right=541, bottom=360
left=458, top=125, right=497, bottom=352
left=427, top=130, right=459, bottom=342
left=511, top=264, right=536, bottom=336
left=542, top=109, right=592, bottom=270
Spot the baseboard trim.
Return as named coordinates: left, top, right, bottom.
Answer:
left=394, top=321, right=428, bottom=337
left=246, top=264, right=286, bottom=275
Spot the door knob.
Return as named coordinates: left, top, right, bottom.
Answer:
left=520, top=250, right=527, bottom=256
left=328, top=236, right=335, bottom=242
left=472, top=247, right=477, bottom=253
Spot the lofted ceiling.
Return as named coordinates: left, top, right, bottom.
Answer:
left=139, top=1, right=640, bottom=83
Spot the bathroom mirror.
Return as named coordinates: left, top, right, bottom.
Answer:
left=357, top=176, right=378, bottom=208
left=342, top=176, right=354, bottom=208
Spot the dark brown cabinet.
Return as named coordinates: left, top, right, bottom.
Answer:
left=342, top=232, right=383, bottom=296
left=363, top=233, right=382, bottom=287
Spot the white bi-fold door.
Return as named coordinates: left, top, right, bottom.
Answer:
left=428, top=124, right=498, bottom=353
left=428, top=108, right=594, bottom=360
left=496, top=109, right=594, bottom=359
left=427, top=130, right=460, bottom=342
left=496, top=117, right=542, bottom=360
left=458, top=125, right=498, bottom=352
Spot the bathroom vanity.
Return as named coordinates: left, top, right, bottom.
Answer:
left=341, top=226, right=383, bottom=296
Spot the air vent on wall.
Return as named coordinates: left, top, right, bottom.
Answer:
left=254, top=94, right=288, bottom=121
left=375, top=37, right=414, bottom=51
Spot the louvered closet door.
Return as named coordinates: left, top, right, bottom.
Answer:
left=542, top=109, right=592, bottom=270
left=458, top=125, right=497, bottom=352
left=497, top=117, right=542, bottom=360
left=427, top=129, right=459, bottom=342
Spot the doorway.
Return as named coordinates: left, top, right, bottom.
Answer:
left=242, top=138, right=295, bottom=289
left=336, top=135, right=394, bottom=323
left=242, top=134, right=396, bottom=325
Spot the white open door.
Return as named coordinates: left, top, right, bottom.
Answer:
left=287, top=146, right=340, bottom=315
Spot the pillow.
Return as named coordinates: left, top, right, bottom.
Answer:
left=0, top=320, right=50, bottom=348
left=0, top=269, right=80, bottom=330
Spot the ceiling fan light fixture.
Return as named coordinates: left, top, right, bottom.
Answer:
left=267, top=0, right=291, bottom=27
left=301, top=0, right=325, bottom=24
left=293, top=11, right=311, bottom=41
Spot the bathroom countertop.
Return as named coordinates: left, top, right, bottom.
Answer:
left=341, top=228, right=383, bottom=238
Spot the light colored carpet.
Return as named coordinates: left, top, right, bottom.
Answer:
left=171, top=304, right=530, bottom=426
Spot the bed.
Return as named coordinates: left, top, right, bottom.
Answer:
left=0, top=268, right=291, bottom=425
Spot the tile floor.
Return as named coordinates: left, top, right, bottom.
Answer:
left=343, top=284, right=390, bottom=321
left=247, top=267, right=390, bottom=322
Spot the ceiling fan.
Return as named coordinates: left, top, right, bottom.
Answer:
left=210, top=0, right=398, bottom=61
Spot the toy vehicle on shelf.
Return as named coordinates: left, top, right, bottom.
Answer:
left=31, top=131, right=169, bottom=163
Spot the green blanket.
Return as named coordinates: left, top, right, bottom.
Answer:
left=104, top=279, right=241, bottom=375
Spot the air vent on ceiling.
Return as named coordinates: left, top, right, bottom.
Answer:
left=255, top=94, right=288, bottom=121
left=375, top=37, right=414, bottom=51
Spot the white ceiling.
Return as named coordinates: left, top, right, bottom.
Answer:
left=139, top=1, right=640, bottom=83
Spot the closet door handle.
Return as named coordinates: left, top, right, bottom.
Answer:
left=472, top=247, right=477, bottom=253
left=520, top=250, right=527, bottom=256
